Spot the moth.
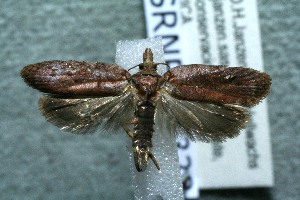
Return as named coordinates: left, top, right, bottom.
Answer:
left=21, top=48, right=271, bottom=172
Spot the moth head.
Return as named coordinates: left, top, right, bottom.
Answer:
left=139, top=48, right=158, bottom=74
left=143, top=48, right=154, bottom=63
left=127, top=48, right=168, bottom=75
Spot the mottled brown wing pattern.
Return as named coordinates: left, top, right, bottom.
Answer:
left=162, top=64, right=271, bottom=107
left=21, top=60, right=131, bottom=96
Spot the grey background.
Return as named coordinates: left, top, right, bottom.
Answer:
left=0, top=0, right=299, bottom=200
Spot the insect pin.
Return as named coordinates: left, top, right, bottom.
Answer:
left=21, top=48, right=271, bottom=172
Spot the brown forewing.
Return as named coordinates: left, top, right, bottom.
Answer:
left=21, top=60, right=131, bottom=96
left=162, top=64, right=271, bottom=107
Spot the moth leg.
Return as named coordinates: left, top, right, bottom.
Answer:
left=149, top=152, right=161, bottom=171
left=122, top=125, right=134, bottom=139
left=129, top=117, right=138, bottom=125
left=122, top=116, right=139, bottom=139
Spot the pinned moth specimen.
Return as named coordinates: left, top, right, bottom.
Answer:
left=21, top=48, right=271, bottom=172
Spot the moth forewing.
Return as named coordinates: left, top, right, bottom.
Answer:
left=21, top=60, right=131, bottom=96
left=162, top=64, right=271, bottom=107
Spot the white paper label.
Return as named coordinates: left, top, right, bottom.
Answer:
left=144, top=0, right=273, bottom=198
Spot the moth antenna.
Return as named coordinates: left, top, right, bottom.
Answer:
left=127, top=65, right=139, bottom=71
